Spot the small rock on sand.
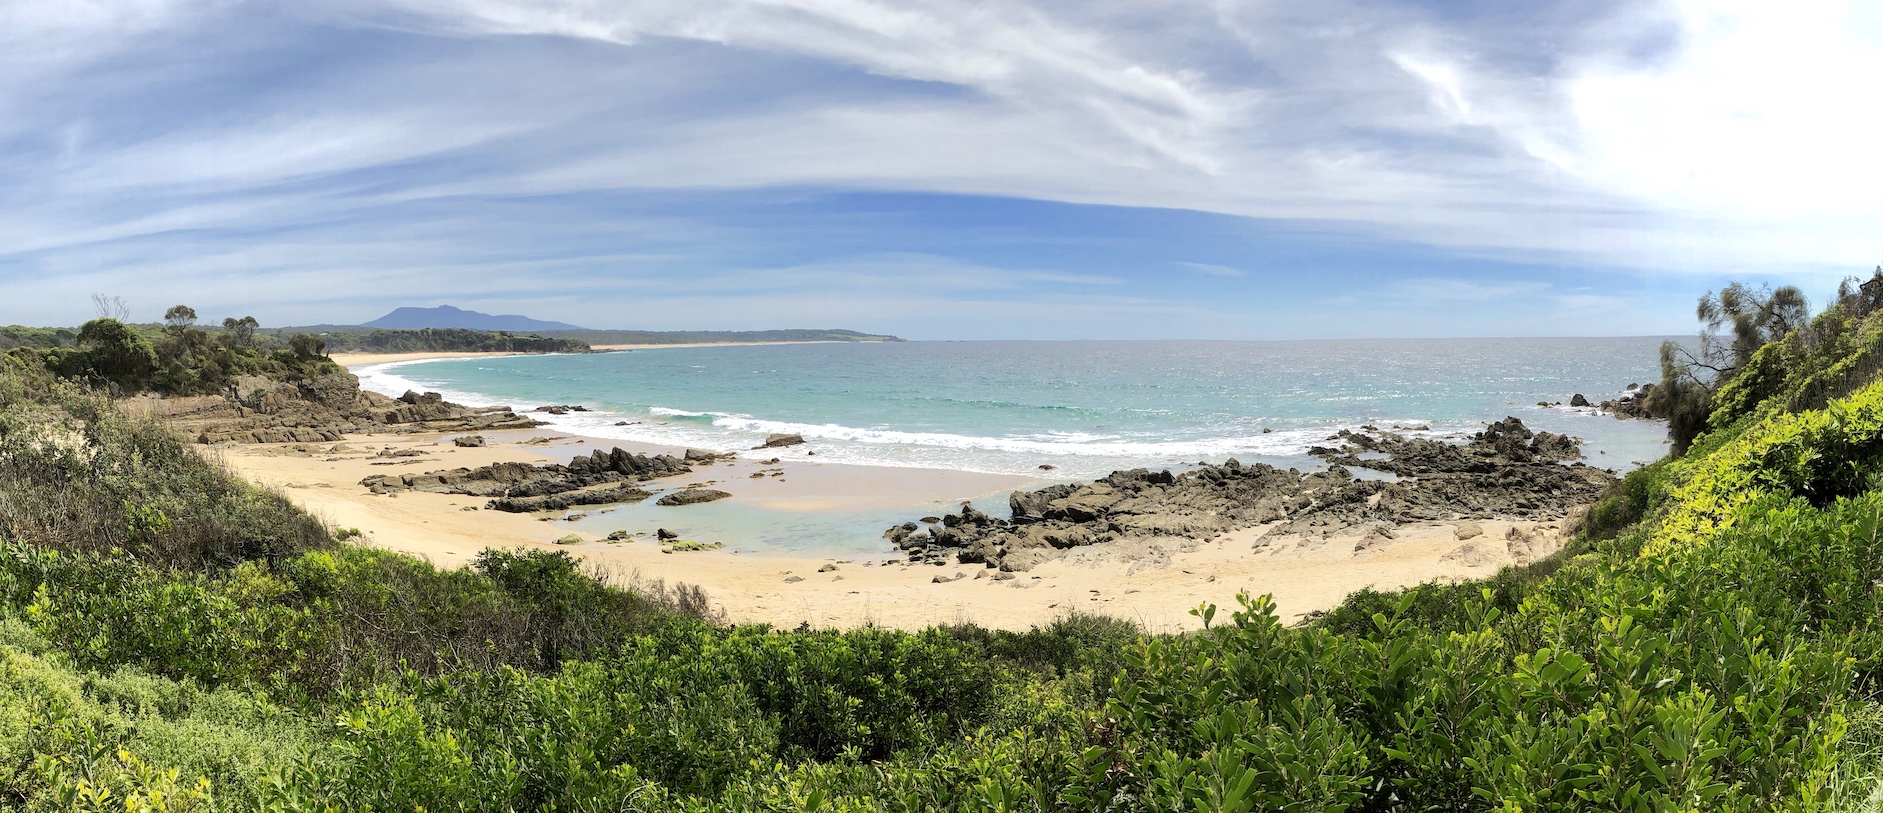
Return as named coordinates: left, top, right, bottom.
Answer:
left=1454, top=521, right=1484, bottom=540
left=453, top=435, right=486, bottom=448
left=757, top=433, right=805, bottom=449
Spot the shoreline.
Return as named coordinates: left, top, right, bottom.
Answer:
left=217, top=424, right=1568, bottom=631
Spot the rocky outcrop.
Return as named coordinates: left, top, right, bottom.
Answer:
left=360, top=446, right=693, bottom=512
left=757, top=433, right=805, bottom=449
left=185, top=367, right=544, bottom=445
left=487, top=483, right=653, bottom=513
left=656, top=489, right=733, bottom=506
left=886, top=417, right=1613, bottom=572
left=1599, top=383, right=1657, bottom=419
left=454, top=435, right=486, bottom=448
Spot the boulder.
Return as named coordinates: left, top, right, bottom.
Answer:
left=1569, top=394, right=1591, bottom=407
left=1440, top=541, right=1500, bottom=568
left=657, top=528, right=679, bottom=540
left=1505, top=525, right=1560, bottom=565
left=1454, top=521, right=1484, bottom=540
left=454, top=435, right=486, bottom=448
left=757, top=433, right=806, bottom=449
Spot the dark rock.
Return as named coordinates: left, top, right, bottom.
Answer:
left=454, top=435, right=486, bottom=448
left=1570, top=394, right=1591, bottom=407
left=656, top=488, right=733, bottom=506
left=757, top=433, right=805, bottom=449
left=359, top=445, right=692, bottom=513
left=486, top=483, right=651, bottom=513
left=885, top=415, right=1614, bottom=572
left=657, top=528, right=679, bottom=540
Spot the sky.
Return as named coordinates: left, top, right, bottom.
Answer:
left=2, top=0, right=1881, bottom=339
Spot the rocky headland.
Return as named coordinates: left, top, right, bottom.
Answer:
left=139, top=363, right=546, bottom=444
left=886, top=417, right=1613, bottom=572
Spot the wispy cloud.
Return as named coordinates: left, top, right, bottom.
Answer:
left=1174, top=262, right=1245, bottom=278
left=0, top=0, right=1877, bottom=334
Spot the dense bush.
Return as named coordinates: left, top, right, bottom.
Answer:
left=0, top=366, right=331, bottom=569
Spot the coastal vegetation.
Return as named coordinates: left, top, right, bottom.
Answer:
left=0, top=308, right=592, bottom=397
left=282, top=326, right=589, bottom=356
left=7, top=276, right=1883, bottom=809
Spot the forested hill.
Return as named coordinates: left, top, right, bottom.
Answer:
left=12, top=273, right=1883, bottom=807
left=266, top=326, right=588, bottom=355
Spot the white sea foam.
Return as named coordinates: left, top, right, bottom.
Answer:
left=347, top=350, right=1658, bottom=478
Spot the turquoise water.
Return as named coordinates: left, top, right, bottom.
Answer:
left=358, top=339, right=1674, bottom=480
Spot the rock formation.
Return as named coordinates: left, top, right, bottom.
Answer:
left=360, top=446, right=695, bottom=512
left=885, top=417, right=1613, bottom=572
left=185, top=366, right=544, bottom=445
left=657, top=489, right=733, bottom=506
left=1598, top=383, right=1657, bottom=419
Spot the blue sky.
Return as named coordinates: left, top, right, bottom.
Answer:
left=2, top=1, right=1880, bottom=338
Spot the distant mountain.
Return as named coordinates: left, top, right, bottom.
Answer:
left=360, top=305, right=585, bottom=332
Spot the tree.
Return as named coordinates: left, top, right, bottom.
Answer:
left=76, top=318, right=157, bottom=388
left=1835, top=267, right=1883, bottom=318
left=90, top=294, right=130, bottom=322
left=221, top=316, right=260, bottom=348
left=163, top=305, right=198, bottom=334
left=289, top=333, right=327, bottom=361
left=1652, top=283, right=1808, bottom=453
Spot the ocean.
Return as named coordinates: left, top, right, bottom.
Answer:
left=357, top=338, right=1675, bottom=481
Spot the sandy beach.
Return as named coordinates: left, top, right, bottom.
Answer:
left=219, top=423, right=1557, bottom=632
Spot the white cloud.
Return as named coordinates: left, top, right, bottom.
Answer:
left=2, top=0, right=1881, bottom=332
left=1175, top=262, right=1245, bottom=277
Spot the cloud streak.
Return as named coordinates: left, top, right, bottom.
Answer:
left=0, top=0, right=1877, bottom=334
